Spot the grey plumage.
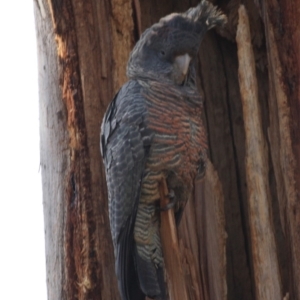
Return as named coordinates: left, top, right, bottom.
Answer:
left=100, top=1, right=226, bottom=299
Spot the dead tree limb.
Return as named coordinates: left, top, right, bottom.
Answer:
left=236, top=5, right=282, bottom=300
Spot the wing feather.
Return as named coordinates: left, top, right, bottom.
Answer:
left=101, top=80, right=152, bottom=300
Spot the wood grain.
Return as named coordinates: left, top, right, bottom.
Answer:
left=236, top=5, right=282, bottom=300
left=35, top=0, right=134, bottom=299
left=260, top=1, right=300, bottom=298
left=202, top=161, right=227, bottom=300
left=35, top=2, right=68, bottom=299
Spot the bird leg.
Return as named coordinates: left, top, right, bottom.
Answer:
left=158, top=189, right=176, bottom=211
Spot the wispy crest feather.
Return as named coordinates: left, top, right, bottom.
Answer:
left=184, top=0, right=227, bottom=29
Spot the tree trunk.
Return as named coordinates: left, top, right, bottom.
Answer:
left=34, top=0, right=300, bottom=299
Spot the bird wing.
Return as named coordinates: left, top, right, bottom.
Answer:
left=101, top=80, right=152, bottom=300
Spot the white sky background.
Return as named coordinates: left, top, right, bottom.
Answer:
left=0, top=1, right=47, bottom=299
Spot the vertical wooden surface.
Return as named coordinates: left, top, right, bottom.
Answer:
left=260, top=1, right=300, bottom=298
left=35, top=1, right=67, bottom=298
left=236, top=5, right=281, bottom=299
left=198, top=33, right=252, bottom=300
left=195, top=161, right=227, bottom=300
left=35, top=0, right=133, bottom=299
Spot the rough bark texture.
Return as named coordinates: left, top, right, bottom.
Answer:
left=35, top=0, right=132, bottom=299
left=34, top=0, right=300, bottom=299
left=259, top=1, right=300, bottom=299
left=236, top=6, right=281, bottom=299
left=35, top=1, right=67, bottom=298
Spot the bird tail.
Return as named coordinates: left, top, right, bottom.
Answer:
left=135, top=247, right=166, bottom=300
left=184, top=0, right=227, bottom=30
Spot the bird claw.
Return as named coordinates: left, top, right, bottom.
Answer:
left=159, top=189, right=176, bottom=211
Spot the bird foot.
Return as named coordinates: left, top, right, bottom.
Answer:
left=159, top=189, right=176, bottom=211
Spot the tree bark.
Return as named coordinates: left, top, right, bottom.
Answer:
left=34, top=0, right=300, bottom=299
left=236, top=6, right=281, bottom=299
left=35, top=0, right=132, bottom=298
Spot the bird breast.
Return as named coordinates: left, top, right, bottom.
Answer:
left=142, top=80, right=207, bottom=183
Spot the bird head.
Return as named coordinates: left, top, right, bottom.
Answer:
left=127, top=0, right=227, bottom=86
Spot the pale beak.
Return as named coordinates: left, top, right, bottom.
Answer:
left=174, top=53, right=191, bottom=84
left=175, top=54, right=191, bottom=76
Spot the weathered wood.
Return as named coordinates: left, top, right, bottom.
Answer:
left=174, top=161, right=227, bottom=300
left=159, top=179, right=188, bottom=300
left=197, top=160, right=227, bottom=300
left=179, top=191, right=205, bottom=300
left=259, top=1, right=300, bottom=298
left=71, top=1, right=134, bottom=298
left=35, top=1, right=68, bottom=299
left=198, top=32, right=253, bottom=300
left=236, top=5, right=282, bottom=300
left=35, top=0, right=134, bottom=299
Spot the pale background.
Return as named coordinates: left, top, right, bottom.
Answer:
left=0, top=1, right=47, bottom=299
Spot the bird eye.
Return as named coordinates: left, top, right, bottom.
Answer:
left=160, top=50, right=165, bottom=56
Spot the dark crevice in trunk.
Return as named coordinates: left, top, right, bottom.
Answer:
left=217, top=36, right=255, bottom=300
